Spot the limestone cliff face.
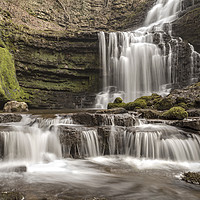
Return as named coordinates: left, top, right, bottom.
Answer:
left=0, top=0, right=155, bottom=108
left=173, top=0, right=200, bottom=52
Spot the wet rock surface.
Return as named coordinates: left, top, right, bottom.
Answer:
left=182, top=172, right=200, bottom=185
left=0, top=114, right=22, bottom=123
left=173, top=1, right=200, bottom=52
left=170, top=118, right=200, bottom=131
left=70, top=112, right=136, bottom=127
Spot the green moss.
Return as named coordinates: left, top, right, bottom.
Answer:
left=125, top=99, right=147, bottom=111
left=155, top=98, right=174, bottom=110
left=162, top=107, right=188, bottom=120
left=114, top=97, right=123, bottom=104
left=107, top=102, right=126, bottom=109
left=0, top=41, right=29, bottom=106
left=0, top=39, right=6, bottom=48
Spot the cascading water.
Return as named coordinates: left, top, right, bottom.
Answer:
left=95, top=0, right=200, bottom=109
left=0, top=113, right=200, bottom=199
left=1, top=114, right=200, bottom=165
left=107, top=123, right=200, bottom=161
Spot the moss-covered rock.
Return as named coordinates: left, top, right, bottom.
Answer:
left=125, top=99, right=147, bottom=111
left=107, top=102, right=126, bottom=109
left=177, top=102, right=188, bottom=109
left=162, top=106, right=188, bottom=120
left=114, top=97, right=123, bottom=104
left=0, top=40, right=28, bottom=107
left=155, top=98, right=174, bottom=111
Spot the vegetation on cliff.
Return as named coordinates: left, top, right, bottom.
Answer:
left=0, top=38, right=28, bottom=107
left=108, top=82, right=200, bottom=119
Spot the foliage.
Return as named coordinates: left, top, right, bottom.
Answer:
left=155, top=98, right=174, bottom=110
left=114, top=97, right=123, bottom=104
left=162, top=107, right=188, bottom=120
left=107, top=102, right=126, bottom=109
left=0, top=40, right=29, bottom=107
left=125, top=99, right=147, bottom=111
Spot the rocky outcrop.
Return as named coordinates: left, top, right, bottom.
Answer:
left=173, top=1, right=200, bottom=52
left=169, top=118, right=200, bottom=131
left=0, top=38, right=28, bottom=108
left=69, top=112, right=136, bottom=126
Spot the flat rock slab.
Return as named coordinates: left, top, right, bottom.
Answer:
left=147, top=118, right=200, bottom=131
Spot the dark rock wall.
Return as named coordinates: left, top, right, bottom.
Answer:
left=173, top=0, right=200, bottom=53
left=171, top=0, right=200, bottom=88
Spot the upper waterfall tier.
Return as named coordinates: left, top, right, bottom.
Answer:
left=96, top=0, right=200, bottom=109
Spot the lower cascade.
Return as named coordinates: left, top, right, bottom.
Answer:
left=0, top=113, right=200, bottom=199
left=0, top=114, right=199, bottom=164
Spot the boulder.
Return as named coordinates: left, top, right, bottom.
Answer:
left=3, top=101, right=28, bottom=113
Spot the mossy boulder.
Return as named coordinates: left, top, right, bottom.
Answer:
left=107, top=102, right=126, bottom=109
left=125, top=99, right=147, bottom=111
left=155, top=97, right=174, bottom=111
left=162, top=106, right=188, bottom=120
left=177, top=102, right=188, bottom=109
left=107, top=97, right=126, bottom=109
left=114, top=97, right=123, bottom=104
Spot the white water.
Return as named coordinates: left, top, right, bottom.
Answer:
left=96, top=0, right=199, bottom=109
left=0, top=115, right=200, bottom=164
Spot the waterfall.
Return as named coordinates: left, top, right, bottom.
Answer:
left=81, top=130, right=100, bottom=157
left=95, top=0, right=199, bottom=109
left=0, top=114, right=200, bottom=163
left=107, top=124, right=200, bottom=161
